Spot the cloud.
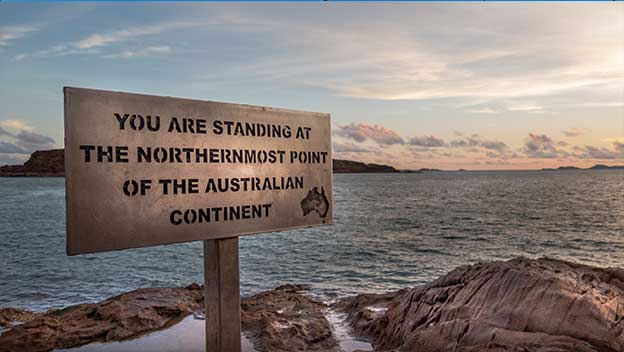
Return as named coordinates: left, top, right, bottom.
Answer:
left=507, top=102, right=545, bottom=113
left=573, top=141, right=624, bottom=160
left=0, top=119, right=56, bottom=155
left=103, top=45, right=171, bottom=59
left=0, top=154, right=28, bottom=166
left=0, top=127, right=12, bottom=138
left=451, top=134, right=507, bottom=153
left=335, top=122, right=404, bottom=145
left=13, top=45, right=101, bottom=61
left=14, top=21, right=196, bottom=60
left=479, top=140, right=508, bottom=153
left=0, top=141, right=27, bottom=154
left=191, top=5, right=623, bottom=112
left=73, top=24, right=178, bottom=50
left=333, top=141, right=375, bottom=154
left=523, top=133, right=566, bottom=158
left=0, top=119, right=33, bottom=131
left=14, top=130, right=55, bottom=151
left=562, top=127, right=589, bottom=137
left=466, top=107, right=497, bottom=114
left=408, top=135, right=445, bottom=147
left=0, top=26, right=39, bottom=46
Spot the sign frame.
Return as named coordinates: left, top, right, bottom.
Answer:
left=64, top=86, right=333, bottom=255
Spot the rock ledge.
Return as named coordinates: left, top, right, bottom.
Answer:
left=339, top=257, right=624, bottom=352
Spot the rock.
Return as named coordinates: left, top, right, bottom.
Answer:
left=0, top=285, right=204, bottom=352
left=0, top=308, right=41, bottom=328
left=0, top=149, right=64, bottom=177
left=332, top=159, right=399, bottom=173
left=242, top=284, right=338, bottom=351
left=4, top=258, right=623, bottom=352
left=0, top=283, right=337, bottom=352
left=339, top=257, right=624, bottom=352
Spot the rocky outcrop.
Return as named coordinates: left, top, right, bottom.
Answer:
left=0, top=284, right=204, bottom=352
left=3, top=258, right=623, bottom=352
left=242, top=284, right=338, bottom=351
left=332, top=159, right=399, bottom=173
left=339, top=257, right=624, bottom=352
left=0, top=149, right=64, bottom=177
left=0, top=308, right=41, bottom=329
left=0, top=284, right=336, bottom=352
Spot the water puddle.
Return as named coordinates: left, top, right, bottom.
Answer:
left=57, top=316, right=257, bottom=352
left=54, top=306, right=372, bottom=352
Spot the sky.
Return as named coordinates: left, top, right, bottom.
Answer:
left=0, top=3, right=622, bottom=170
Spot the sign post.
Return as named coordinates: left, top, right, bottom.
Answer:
left=204, top=238, right=241, bottom=351
left=64, top=87, right=332, bottom=351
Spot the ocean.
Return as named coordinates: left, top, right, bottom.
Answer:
left=1, top=171, right=623, bottom=312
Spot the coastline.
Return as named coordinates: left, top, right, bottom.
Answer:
left=0, top=150, right=399, bottom=177
left=2, top=257, right=622, bottom=352
left=2, top=149, right=623, bottom=177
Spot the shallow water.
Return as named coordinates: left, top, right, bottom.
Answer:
left=56, top=317, right=258, bottom=352
left=1, top=171, right=623, bottom=311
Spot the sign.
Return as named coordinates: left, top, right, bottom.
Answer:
left=64, top=87, right=332, bottom=255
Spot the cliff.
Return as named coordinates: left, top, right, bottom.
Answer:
left=0, top=149, right=64, bottom=177
left=0, top=149, right=399, bottom=176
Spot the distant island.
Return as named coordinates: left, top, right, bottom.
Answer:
left=542, top=164, right=624, bottom=171
left=332, top=159, right=398, bottom=173
left=4, top=149, right=622, bottom=176
left=0, top=149, right=400, bottom=176
left=0, top=149, right=65, bottom=177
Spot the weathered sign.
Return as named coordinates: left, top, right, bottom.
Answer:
left=64, top=87, right=332, bottom=255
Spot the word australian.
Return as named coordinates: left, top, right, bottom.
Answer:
left=138, top=176, right=304, bottom=195
left=79, top=145, right=328, bottom=165
left=123, top=176, right=304, bottom=196
left=115, top=113, right=312, bottom=140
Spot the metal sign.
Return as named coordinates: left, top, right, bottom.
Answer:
left=64, top=87, right=332, bottom=255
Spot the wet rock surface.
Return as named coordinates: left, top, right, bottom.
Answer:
left=339, top=257, right=624, bottom=352
left=0, top=284, right=337, bottom=352
left=0, top=284, right=204, bottom=352
left=2, top=258, right=623, bottom=352
left=0, top=308, right=41, bottom=328
left=242, top=284, right=338, bottom=352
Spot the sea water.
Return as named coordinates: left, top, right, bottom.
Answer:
left=1, top=171, right=623, bottom=311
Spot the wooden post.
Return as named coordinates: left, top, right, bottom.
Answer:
left=204, top=237, right=241, bottom=352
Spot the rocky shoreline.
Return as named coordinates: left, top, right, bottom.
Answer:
left=1, top=257, right=622, bottom=352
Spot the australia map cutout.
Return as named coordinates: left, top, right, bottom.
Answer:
left=300, top=186, right=329, bottom=219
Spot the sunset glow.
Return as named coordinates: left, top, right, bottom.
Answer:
left=1, top=3, right=622, bottom=170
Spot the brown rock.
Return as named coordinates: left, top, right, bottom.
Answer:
left=332, top=159, right=399, bottom=173
left=242, top=284, right=338, bottom=352
left=339, top=257, right=624, bottom=352
left=0, top=284, right=204, bottom=352
left=0, top=149, right=64, bottom=177
left=0, top=283, right=338, bottom=352
left=0, top=308, right=41, bottom=328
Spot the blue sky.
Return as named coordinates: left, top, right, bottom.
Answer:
left=0, top=3, right=622, bottom=169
